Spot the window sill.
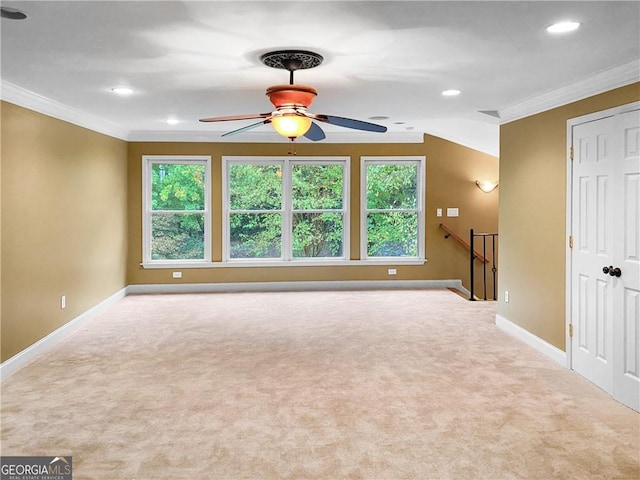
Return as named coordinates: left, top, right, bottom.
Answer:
left=140, top=259, right=427, bottom=269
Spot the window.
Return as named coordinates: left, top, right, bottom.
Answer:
left=142, top=156, right=211, bottom=264
left=224, top=157, right=349, bottom=262
left=361, top=157, right=425, bottom=260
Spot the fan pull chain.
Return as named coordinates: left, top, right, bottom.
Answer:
left=288, top=137, right=297, bottom=155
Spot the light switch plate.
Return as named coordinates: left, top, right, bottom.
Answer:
left=447, top=208, right=459, bottom=217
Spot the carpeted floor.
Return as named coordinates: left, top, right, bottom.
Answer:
left=1, top=289, right=638, bottom=479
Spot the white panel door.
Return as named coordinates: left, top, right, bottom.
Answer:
left=612, top=109, right=640, bottom=411
left=571, top=107, right=640, bottom=412
left=571, top=116, right=615, bottom=395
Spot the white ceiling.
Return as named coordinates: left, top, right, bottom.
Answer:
left=1, top=1, right=639, bottom=156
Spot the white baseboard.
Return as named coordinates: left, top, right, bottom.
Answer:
left=0, top=287, right=127, bottom=381
left=495, top=314, right=567, bottom=367
left=127, top=279, right=469, bottom=296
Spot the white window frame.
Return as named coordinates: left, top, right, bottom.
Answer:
left=360, top=156, right=426, bottom=261
left=223, top=156, right=350, bottom=264
left=142, top=155, right=212, bottom=266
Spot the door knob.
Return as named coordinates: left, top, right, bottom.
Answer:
left=603, top=266, right=622, bottom=277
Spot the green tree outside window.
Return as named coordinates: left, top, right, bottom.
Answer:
left=150, top=163, right=206, bottom=260
left=365, top=162, right=420, bottom=257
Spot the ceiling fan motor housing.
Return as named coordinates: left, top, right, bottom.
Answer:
left=266, top=84, right=317, bottom=108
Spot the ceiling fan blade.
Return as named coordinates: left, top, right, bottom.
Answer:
left=221, top=119, right=270, bottom=137
left=303, top=121, right=326, bottom=141
left=200, top=113, right=271, bottom=123
left=311, top=114, right=387, bottom=133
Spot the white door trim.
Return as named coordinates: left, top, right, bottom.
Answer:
left=565, top=101, right=640, bottom=369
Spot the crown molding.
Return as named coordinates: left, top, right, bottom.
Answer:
left=499, top=59, right=640, bottom=124
left=0, top=80, right=129, bottom=140
left=0, top=80, right=423, bottom=144
left=127, top=129, right=425, bottom=144
left=5, top=58, right=636, bottom=147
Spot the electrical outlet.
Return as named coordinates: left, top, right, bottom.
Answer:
left=504, top=291, right=509, bottom=303
left=436, top=208, right=443, bottom=217
left=388, top=268, right=397, bottom=275
left=172, top=271, right=182, bottom=279
left=61, top=295, right=66, bottom=309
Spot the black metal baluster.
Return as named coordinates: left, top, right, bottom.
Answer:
left=482, top=235, right=487, bottom=300
left=492, top=234, right=497, bottom=300
left=470, top=229, right=475, bottom=301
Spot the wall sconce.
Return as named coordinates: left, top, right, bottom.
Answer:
left=476, top=180, right=499, bottom=193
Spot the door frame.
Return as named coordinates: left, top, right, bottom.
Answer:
left=565, top=101, right=640, bottom=370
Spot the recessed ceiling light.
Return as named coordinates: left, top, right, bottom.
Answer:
left=1, top=7, right=27, bottom=20
left=546, top=21, right=581, bottom=33
left=111, top=87, right=134, bottom=95
left=368, top=116, right=389, bottom=121
left=166, top=118, right=179, bottom=125
left=442, top=89, right=461, bottom=97
left=394, top=121, right=406, bottom=125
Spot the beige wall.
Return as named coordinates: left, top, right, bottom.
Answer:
left=498, top=82, right=640, bottom=351
left=0, top=101, right=498, bottom=363
left=127, top=137, right=498, bottom=290
left=0, top=104, right=3, bottom=356
left=1, top=102, right=129, bottom=362
left=3, top=80, right=636, bottom=364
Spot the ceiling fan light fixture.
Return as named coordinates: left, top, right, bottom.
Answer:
left=201, top=49, right=385, bottom=141
left=271, top=114, right=312, bottom=139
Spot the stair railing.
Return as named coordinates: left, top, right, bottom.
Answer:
left=439, top=223, right=489, bottom=264
left=469, top=229, right=498, bottom=301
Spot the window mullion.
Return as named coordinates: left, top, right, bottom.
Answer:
left=282, top=159, right=292, bottom=261
left=142, top=159, right=151, bottom=263
left=228, top=209, right=277, bottom=215
left=360, top=157, right=368, bottom=260
left=152, top=210, right=206, bottom=214
left=366, top=208, right=418, bottom=214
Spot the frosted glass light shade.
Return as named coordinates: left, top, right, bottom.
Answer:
left=271, top=115, right=312, bottom=138
left=476, top=180, right=499, bottom=193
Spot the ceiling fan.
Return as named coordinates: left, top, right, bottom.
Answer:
left=199, top=50, right=387, bottom=142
